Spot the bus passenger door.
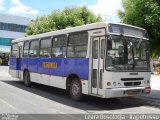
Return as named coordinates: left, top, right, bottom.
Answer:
left=91, top=36, right=105, bottom=96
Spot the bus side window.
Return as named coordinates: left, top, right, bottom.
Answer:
left=23, top=41, right=29, bottom=57
left=40, top=37, right=52, bottom=58
left=11, top=43, right=18, bottom=57
left=52, top=35, right=67, bottom=58
left=67, top=32, right=88, bottom=58
left=29, top=40, right=39, bottom=58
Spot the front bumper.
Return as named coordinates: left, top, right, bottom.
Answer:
left=105, top=86, right=151, bottom=98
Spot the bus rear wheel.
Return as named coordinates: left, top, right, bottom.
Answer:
left=24, top=71, right=31, bottom=87
left=70, top=78, right=82, bottom=101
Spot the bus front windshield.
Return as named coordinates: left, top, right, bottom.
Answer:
left=106, top=35, right=150, bottom=71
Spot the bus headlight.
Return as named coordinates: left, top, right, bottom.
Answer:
left=107, top=82, right=111, bottom=86
left=113, top=82, right=116, bottom=86
left=118, top=82, right=121, bottom=86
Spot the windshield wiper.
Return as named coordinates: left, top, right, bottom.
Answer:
left=120, top=34, right=127, bottom=44
left=137, top=38, right=143, bottom=50
left=120, top=34, right=135, bottom=70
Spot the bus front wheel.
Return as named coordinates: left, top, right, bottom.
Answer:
left=70, top=78, right=82, bottom=101
left=24, top=71, right=31, bottom=87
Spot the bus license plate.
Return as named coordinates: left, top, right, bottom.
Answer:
left=126, top=89, right=141, bottom=95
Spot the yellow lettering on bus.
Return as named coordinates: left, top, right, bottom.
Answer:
left=43, top=62, right=57, bottom=68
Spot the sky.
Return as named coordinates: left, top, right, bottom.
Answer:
left=0, top=0, right=122, bottom=22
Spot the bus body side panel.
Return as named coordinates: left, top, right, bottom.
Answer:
left=38, top=58, right=51, bottom=75
left=21, top=58, right=29, bottom=71
left=18, top=57, right=89, bottom=94
left=63, top=58, right=89, bottom=80
left=9, top=57, right=20, bottom=78
left=10, top=57, right=19, bottom=70
left=37, top=58, right=64, bottom=76
left=35, top=57, right=89, bottom=93
left=36, top=57, right=89, bottom=79
left=17, top=58, right=21, bottom=70
left=28, top=58, right=39, bottom=82
left=49, top=58, right=64, bottom=76
left=27, top=58, right=39, bottom=73
left=50, top=57, right=89, bottom=94
left=37, top=58, right=65, bottom=88
left=74, top=58, right=89, bottom=80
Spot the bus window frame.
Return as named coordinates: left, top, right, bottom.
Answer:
left=67, top=31, right=88, bottom=58
left=39, top=36, right=52, bottom=58
left=29, top=39, right=40, bottom=58
left=11, top=43, right=18, bottom=58
left=52, top=34, right=67, bottom=58
left=23, top=40, right=30, bottom=58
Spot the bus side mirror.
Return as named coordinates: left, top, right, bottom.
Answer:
left=107, top=35, right=112, bottom=50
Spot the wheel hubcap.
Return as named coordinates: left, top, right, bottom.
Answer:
left=72, top=83, right=80, bottom=96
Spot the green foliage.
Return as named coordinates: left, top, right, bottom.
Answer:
left=26, top=6, right=103, bottom=36
left=118, top=0, right=160, bottom=57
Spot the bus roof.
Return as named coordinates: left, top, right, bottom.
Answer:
left=12, top=22, right=146, bottom=43
left=12, top=22, right=107, bottom=43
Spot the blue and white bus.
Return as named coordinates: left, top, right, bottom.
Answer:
left=9, top=22, right=151, bottom=100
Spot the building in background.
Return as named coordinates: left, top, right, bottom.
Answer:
left=0, top=13, right=31, bottom=64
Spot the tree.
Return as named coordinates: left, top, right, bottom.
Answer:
left=26, top=6, right=103, bottom=36
left=118, top=0, right=160, bottom=57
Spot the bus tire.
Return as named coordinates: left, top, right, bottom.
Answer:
left=70, top=78, right=82, bottom=101
left=24, top=71, right=31, bottom=87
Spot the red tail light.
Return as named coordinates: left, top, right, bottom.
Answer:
left=144, top=87, right=151, bottom=93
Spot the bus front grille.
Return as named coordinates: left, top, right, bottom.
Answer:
left=121, top=78, right=144, bottom=81
left=124, top=82, right=141, bottom=86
